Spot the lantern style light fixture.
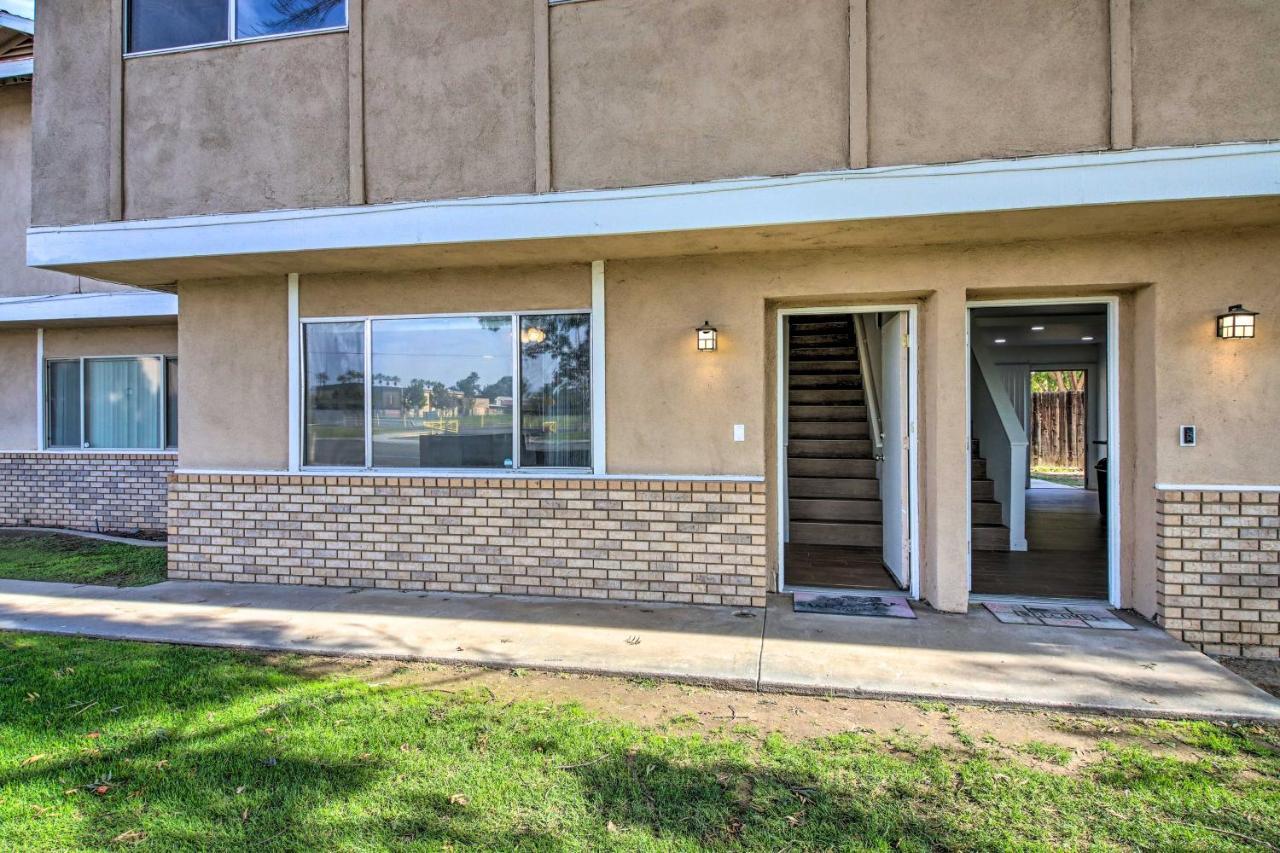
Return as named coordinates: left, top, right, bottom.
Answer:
left=1217, top=304, right=1258, bottom=339
left=696, top=321, right=718, bottom=352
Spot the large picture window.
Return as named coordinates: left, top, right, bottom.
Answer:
left=126, top=0, right=347, bottom=54
left=44, top=356, right=178, bottom=450
left=303, top=312, right=591, bottom=471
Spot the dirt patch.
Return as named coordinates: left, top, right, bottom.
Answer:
left=1221, top=657, right=1280, bottom=699
left=273, top=654, right=1233, bottom=775
left=0, top=530, right=102, bottom=554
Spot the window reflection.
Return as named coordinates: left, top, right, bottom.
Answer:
left=371, top=317, right=514, bottom=469
left=128, top=0, right=226, bottom=53
left=236, top=0, right=346, bottom=38
left=304, top=321, right=365, bottom=466
left=520, top=314, right=590, bottom=468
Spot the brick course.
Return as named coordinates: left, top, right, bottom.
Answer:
left=168, top=474, right=768, bottom=607
left=0, top=452, right=176, bottom=533
left=1156, top=489, right=1280, bottom=658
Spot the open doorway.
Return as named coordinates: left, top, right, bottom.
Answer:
left=778, top=307, right=917, bottom=597
left=967, top=302, right=1114, bottom=602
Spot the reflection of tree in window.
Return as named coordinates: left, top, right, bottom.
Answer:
left=520, top=314, right=590, bottom=468
left=236, top=0, right=345, bottom=38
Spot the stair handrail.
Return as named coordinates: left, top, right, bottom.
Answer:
left=852, top=314, right=884, bottom=457
left=971, top=345, right=1028, bottom=551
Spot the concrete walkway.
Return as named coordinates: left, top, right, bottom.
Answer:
left=0, top=579, right=1277, bottom=722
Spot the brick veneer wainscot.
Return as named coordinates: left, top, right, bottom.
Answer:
left=0, top=452, right=176, bottom=533
left=168, top=475, right=768, bottom=607
left=1156, top=489, right=1280, bottom=658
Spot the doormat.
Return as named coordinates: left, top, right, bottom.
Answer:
left=983, top=602, right=1134, bottom=630
left=793, top=592, right=916, bottom=619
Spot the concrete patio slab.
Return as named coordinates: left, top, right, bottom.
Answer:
left=761, top=595, right=1280, bottom=721
left=0, top=579, right=1277, bottom=721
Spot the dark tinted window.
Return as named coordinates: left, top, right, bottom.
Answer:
left=127, top=0, right=227, bottom=53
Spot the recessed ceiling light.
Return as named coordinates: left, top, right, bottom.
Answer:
left=1081, top=336, right=1094, bottom=341
left=1031, top=325, right=1045, bottom=331
left=994, top=338, right=1007, bottom=344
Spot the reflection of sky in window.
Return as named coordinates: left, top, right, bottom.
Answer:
left=236, top=0, right=346, bottom=38
left=372, top=317, right=512, bottom=389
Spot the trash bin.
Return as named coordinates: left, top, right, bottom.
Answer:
left=1094, top=456, right=1108, bottom=522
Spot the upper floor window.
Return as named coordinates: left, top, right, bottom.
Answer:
left=126, top=0, right=347, bottom=55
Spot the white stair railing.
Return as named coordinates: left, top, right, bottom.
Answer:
left=852, top=314, right=883, bottom=458
left=970, top=346, right=1028, bottom=551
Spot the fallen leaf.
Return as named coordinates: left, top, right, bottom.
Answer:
left=262, top=727, right=275, bottom=735
left=85, top=732, right=100, bottom=739
left=449, top=793, right=469, bottom=806
left=235, top=786, right=246, bottom=794
left=24, top=692, right=38, bottom=703
left=93, top=785, right=110, bottom=796
left=155, top=760, right=169, bottom=770
left=241, top=809, right=250, bottom=822
left=400, top=743, right=412, bottom=752
left=20, top=754, right=47, bottom=767
left=112, top=829, right=146, bottom=845
left=63, top=788, right=78, bottom=796
left=606, top=821, right=619, bottom=833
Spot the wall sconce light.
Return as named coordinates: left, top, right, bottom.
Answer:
left=696, top=321, right=718, bottom=352
left=1217, top=305, right=1258, bottom=339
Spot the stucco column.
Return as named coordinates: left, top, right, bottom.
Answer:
left=919, top=287, right=970, bottom=612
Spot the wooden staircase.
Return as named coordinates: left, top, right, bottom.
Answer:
left=786, top=315, right=882, bottom=547
left=971, top=438, right=1011, bottom=550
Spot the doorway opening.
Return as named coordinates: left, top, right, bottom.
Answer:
left=778, top=307, right=917, bottom=597
left=967, top=301, right=1116, bottom=602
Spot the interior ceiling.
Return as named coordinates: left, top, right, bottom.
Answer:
left=971, top=306, right=1107, bottom=348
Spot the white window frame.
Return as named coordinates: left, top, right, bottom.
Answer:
left=300, top=309, right=594, bottom=475
left=41, top=354, right=178, bottom=453
left=123, top=0, right=349, bottom=59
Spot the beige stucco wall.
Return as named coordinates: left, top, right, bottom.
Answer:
left=301, top=264, right=590, bottom=318
left=177, top=277, right=289, bottom=470
left=1132, top=0, right=1280, bottom=148
left=363, top=0, right=535, bottom=204
left=43, top=324, right=177, bottom=359
left=549, top=0, right=849, bottom=190
left=0, top=329, right=36, bottom=450
left=30, top=0, right=114, bottom=226
left=123, top=34, right=349, bottom=219
left=867, top=0, right=1110, bottom=166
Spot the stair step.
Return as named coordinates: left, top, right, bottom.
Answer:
left=789, top=388, right=865, bottom=405
left=972, top=458, right=987, bottom=479
left=789, top=346, right=857, bottom=360
left=788, top=476, right=879, bottom=499
left=789, top=360, right=860, bottom=375
left=789, top=332, right=852, bottom=346
left=971, top=478, right=995, bottom=501
left=788, top=318, right=852, bottom=333
left=971, top=500, right=1004, bottom=525
left=788, top=439, right=873, bottom=459
left=790, top=498, right=882, bottom=522
left=789, top=404, right=868, bottom=422
left=789, top=374, right=863, bottom=390
left=788, top=457, right=876, bottom=478
left=972, top=524, right=1010, bottom=551
left=790, top=521, right=883, bottom=547
left=789, top=421, right=870, bottom=440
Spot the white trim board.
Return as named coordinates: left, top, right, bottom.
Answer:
left=0, top=292, right=177, bottom=325
left=28, top=142, right=1280, bottom=272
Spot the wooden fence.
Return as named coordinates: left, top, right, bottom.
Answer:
left=1031, top=390, right=1086, bottom=469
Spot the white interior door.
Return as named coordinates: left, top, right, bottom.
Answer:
left=880, top=313, right=910, bottom=588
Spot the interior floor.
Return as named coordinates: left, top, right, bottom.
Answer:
left=971, top=486, right=1108, bottom=599
left=784, top=543, right=902, bottom=591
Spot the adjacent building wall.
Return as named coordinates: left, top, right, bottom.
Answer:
left=30, top=0, right=1280, bottom=225
left=0, top=453, right=174, bottom=532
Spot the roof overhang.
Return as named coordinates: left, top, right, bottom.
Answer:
left=0, top=11, right=34, bottom=35
left=27, top=141, right=1280, bottom=287
left=0, top=292, right=178, bottom=328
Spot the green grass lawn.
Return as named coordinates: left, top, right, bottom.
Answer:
left=1, top=633, right=1278, bottom=850
left=1031, top=467, right=1087, bottom=488
left=0, top=532, right=166, bottom=587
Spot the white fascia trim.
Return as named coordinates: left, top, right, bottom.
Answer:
left=0, top=12, right=34, bottom=35
left=0, top=292, right=178, bottom=325
left=0, top=58, right=33, bottom=80
left=28, top=142, right=1280, bottom=270
left=1155, top=483, right=1280, bottom=493
left=175, top=468, right=765, bottom=482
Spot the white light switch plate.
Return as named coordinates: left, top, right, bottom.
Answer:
left=733, top=424, right=746, bottom=442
